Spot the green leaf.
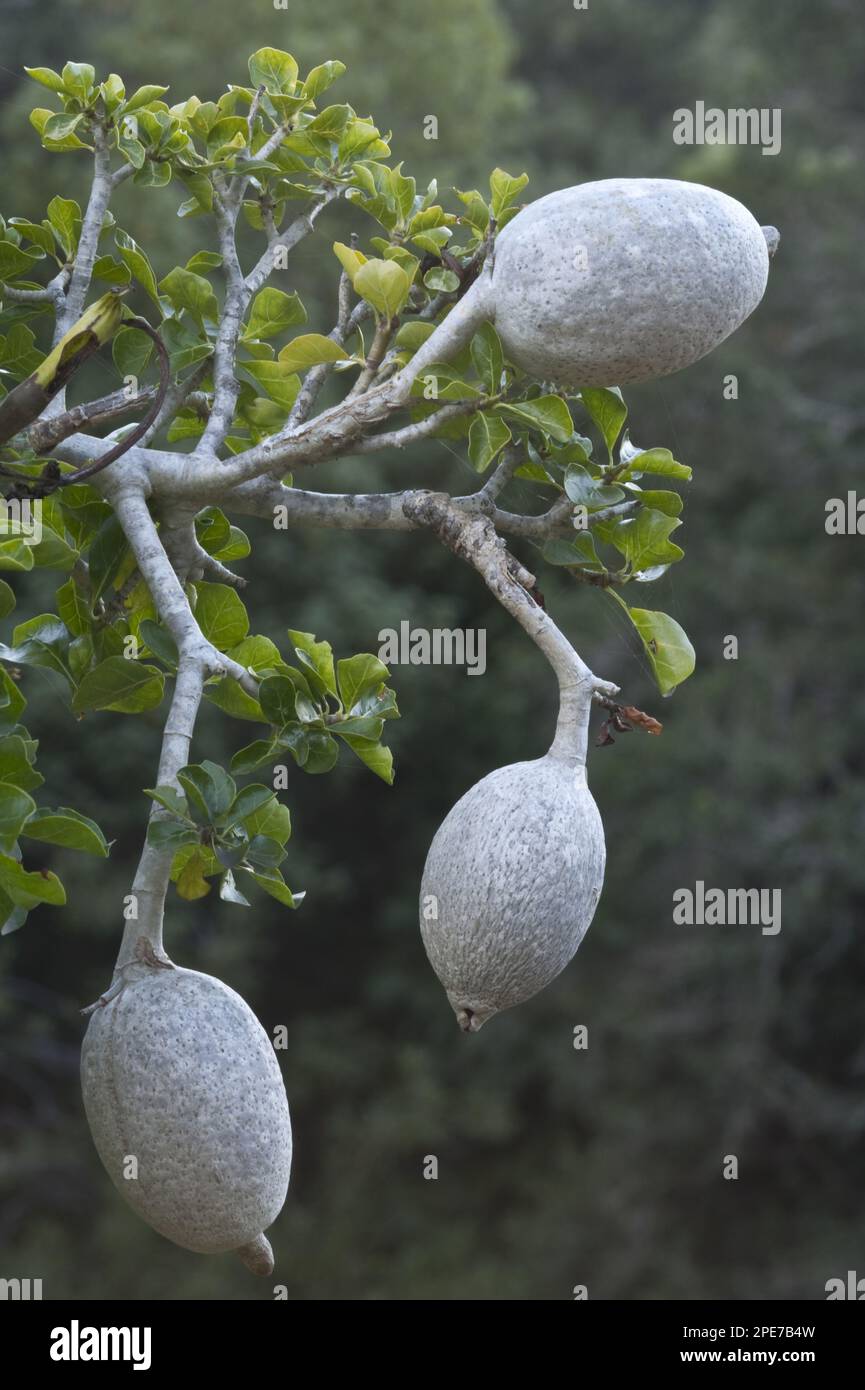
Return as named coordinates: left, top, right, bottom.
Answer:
left=143, top=784, right=190, bottom=819
left=244, top=287, right=307, bottom=340
left=0, top=541, right=35, bottom=573
left=222, top=784, right=274, bottom=829
left=24, top=66, right=68, bottom=94
left=609, top=507, right=684, bottom=572
left=137, top=620, right=179, bottom=669
left=117, top=131, right=146, bottom=170
left=610, top=594, right=695, bottom=696
left=353, top=259, right=411, bottom=319
left=0, top=667, right=26, bottom=724
left=28, top=524, right=78, bottom=572
left=22, top=806, right=109, bottom=856
left=29, top=107, right=88, bottom=152
left=287, top=630, right=337, bottom=697
left=177, top=760, right=236, bottom=823
left=340, top=736, right=394, bottom=784
left=0, top=896, right=28, bottom=936
left=335, top=653, right=389, bottom=714
left=0, top=735, right=44, bottom=792
left=87, top=513, right=129, bottom=605
left=331, top=715, right=382, bottom=741
left=246, top=866, right=300, bottom=907
left=277, top=333, right=349, bottom=372
left=206, top=116, right=248, bottom=160
left=259, top=674, right=306, bottom=726
left=564, top=465, right=625, bottom=511
left=219, top=868, right=251, bottom=906
left=0, top=616, right=73, bottom=683
left=629, top=488, right=684, bottom=517
left=0, top=781, right=37, bottom=843
left=245, top=834, right=286, bottom=870
left=248, top=47, right=299, bottom=94
left=0, top=321, right=44, bottom=377
left=194, top=507, right=230, bottom=555
left=500, top=395, right=573, bottom=444
left=302, top=60, right=346, bottom=99
left=301, top=732, right=339, bottom=774
left=0, top=240, right=42, bottom=281
left=159, top=266, right=218, bottom=329
left=394, top=321, right=435, bottom=355
left=239, top=359, right=300, bottom=409
left=61, top=61, right=96, bottom=102
left=225, top=633, right=283, bottom=678
left=350, top=685, right=399, bottom=721
left=307, top=104, right=353, bottom=138
left=0, top=851, right=65, bottom=908
left=72, top=657, right=164, bottom=714
left=489, top=167, right=529, bottom=219
left=214, top=526, right=251, bottom=563
left=244, top=796, right=291, bottom=845
left=332, top=241, right=367, bottom=281
left=43, top=113, right=85, bottom=142
left=468, top=413, right=511, bottom=472
left=185, top=251, right=222, bottom=274
left=470, top=322, right=504, bottom=394
left=423, top=267, right=459, bottom=294
left=230, top=739, right=277, bottom=777
left=112, top=326, right=153, bottom=380
left=581, top=387, right=627, bottom=458
left=193, top=581, right=249, bottom=651
left=7, top=218, right=55, bottom=256
left=100, top=74, right=126, bottom=112
left=151, top=817, right=200, bottom=850
left=47, top=196, right=81, bottom=258
left=542, top=533, right=605, bottom=571
left=124, top=84, right=169, bottom=113
left=175, top=849, right=211, bottom=900
left=623, top=446, right=692, bottom=481
left=204, top=677, right=264, bottom=722
left=115, top=230, right=161, bottom=307
left=0, top=580, right=16, bottom=619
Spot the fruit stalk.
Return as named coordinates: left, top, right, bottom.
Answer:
left=402, top=490, right=619, bottom=755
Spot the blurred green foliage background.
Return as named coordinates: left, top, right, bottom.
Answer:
left=1, top=0, right=863, bottom=1300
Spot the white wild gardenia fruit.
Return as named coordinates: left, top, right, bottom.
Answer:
left=475, top=177, right=777, bottom=388
left=420, top=686, right=605, bottom=1031
left=81, top=964, right=291, bottom=1274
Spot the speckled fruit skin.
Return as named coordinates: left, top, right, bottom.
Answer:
left=489, top=177, right=771, bottom=387
left=420, top=756, right=605, bottom=1031
left=81, top=967, right=291, bottom=1256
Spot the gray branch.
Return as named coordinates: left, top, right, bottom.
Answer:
left=401, top=491, right=619, bottom=763
left=56, top=125, right=116, bottom=337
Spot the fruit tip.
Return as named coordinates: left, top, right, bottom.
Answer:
left=237, top=1233, right=274, bottom=1276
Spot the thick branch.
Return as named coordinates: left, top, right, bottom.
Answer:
left=56, top=125, right=115, bottom=336
left=182, top=270, right=493, bottom=494
left=347, top=395, right=496, bottom=455
left=198, top=183, right=247, bottom=452
left=287, top=299, right=371, bottom=429
left=197, top=188, right=340, bottom=455
left=108, top=486, right=257, bottom=694
left=140, top=357, right=212, bottom=447
left=111, top=657, right=206, bottom=975
left=225, top=477, right=589, bottom=545
left=25, top=385, right=158, bottom=454
left=401, top=490, right=619, bottom=766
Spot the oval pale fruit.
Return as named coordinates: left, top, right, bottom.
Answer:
left=81, top=966, right=291, bottom=1270
left=488, top=177, right=775, bottom=387
left=420, top=754, right=605, bottom=1031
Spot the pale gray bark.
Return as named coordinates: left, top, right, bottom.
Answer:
left=12, top=152, right=619, bottom=992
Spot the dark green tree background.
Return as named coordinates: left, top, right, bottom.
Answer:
left=1, top=0, right=862, bottom=1299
